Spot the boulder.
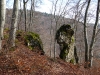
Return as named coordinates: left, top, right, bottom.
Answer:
left=56, top=24, right=78, bottom=64
left=24, top=32, right=45, bottom=55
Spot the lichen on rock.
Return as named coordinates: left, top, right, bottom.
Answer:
left=56, top=24, right=78, bottom=64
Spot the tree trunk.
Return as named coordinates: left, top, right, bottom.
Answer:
left=23, top=0, right=29, bottom=31
left=8, top=0, right=19, bottom=47
left=88, top=0, right=100, bottom=67
left=50, top=15, right=53, bottom=57
left=0, top=0, right=6, bottom=50
left=29, top=0, right=35, bottom=31
left=83, top=0, right=91, bottom=68
left=18, top=0, right=23, bottom=30
left=24, top=2, right=27, bottom=31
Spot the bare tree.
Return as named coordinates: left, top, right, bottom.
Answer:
left=0, top=0, right=6, bottom=50
left=8, top=0, right=19, bottom=47
left=18, top=0, right=42, bottom=31
left=88, top=0, right=100, bottom=67
left=83, top=0, right=91, bottom=68
left=83, top=0, right=100, bottom=68
left=29, top=0, right=35, bottom=31
left=18, top=0, right=23, bottom=30
left=23, top=0, right=29, bottom=31
left=69, top=0, right=87, bottom=63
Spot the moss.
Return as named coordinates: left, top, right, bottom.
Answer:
left=60, top=50, right=69, bottom=60
left=28, top=32, right=40, bottom=41
left=71, top=36, right=75, bottom=43
left=16, top=30, right=23, bottom=33
left=60, top=45, right=69, bottom=60
left=28, top=45, right=33, bottom=50
left=4, top=28, right=9, bottom=40
left=24, top=32, right=43, bottom=50
left=4, top=34, right=9, bottom=39
left=70, top=58, right=75, bottom=64
left=56, top=24, right=76, bottom=64
left=4, top=28, right=9, bottom=31
left=16, top=30, right=24, bottom=37
left=60, top=50, right=66, bottom=60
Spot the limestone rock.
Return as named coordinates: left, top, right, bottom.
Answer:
left=56, top=24, right=78, bottom=64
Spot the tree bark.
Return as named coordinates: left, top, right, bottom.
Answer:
left=18, top=0, right=23, bottom=30
left=83, top=0, right=91, bottom=68
left=8, top=0, right=19, bottom=47
left=29, top=0, right=35, bottom=31
left=89, top=0, right=100, bottom=67
left=23, top=0, right=29, bottom=31
left=0, top=0, right=6, bottom=50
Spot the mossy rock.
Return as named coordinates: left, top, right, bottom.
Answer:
left=56, top=24, right=77, bottom=64
left=59, top=49, right=69, bottom=60
left=24, top=32, right=44, bottom=54
left=70, top=58, right=75, bottom=64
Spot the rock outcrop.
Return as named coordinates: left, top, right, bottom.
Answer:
left=56, top=24, right=78, bottom=64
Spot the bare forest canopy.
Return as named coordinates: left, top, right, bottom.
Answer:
left=5, top=8, right=100, bottom=67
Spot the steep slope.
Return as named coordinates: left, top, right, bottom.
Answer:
left=0, top=42, right=100, bottom=75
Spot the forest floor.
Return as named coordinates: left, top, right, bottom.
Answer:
left=0, top=30, right=100, bottom=75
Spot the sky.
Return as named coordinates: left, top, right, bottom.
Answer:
left=37, top=0, right=98, bottom=23
left=6, top=0, right=51, bottom=13
left=6, top=0, right=97, bottom=14
left=36, top=0, right=97, bottom=13
left=40, top=0, right=99, bottom=24
left=6, top=0, right=98, bottom=23
left=36, top=0, right=52, bottom=13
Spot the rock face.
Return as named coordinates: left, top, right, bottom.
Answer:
left=24, top=32, right=45, bottom=55
left=56, top=24, right=78, bottom=64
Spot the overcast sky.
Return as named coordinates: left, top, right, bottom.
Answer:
left=6, top=0, right=97, bottom=13
left=36, top=0, right=97, bottom=13
left=35, top=0, right=51, bottom=13
left=6, top=0, right=98, bottom=23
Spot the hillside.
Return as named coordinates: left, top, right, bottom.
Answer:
left=5, top=9, right=100, bottom=66
left=5, top=9, right=84, bottom=57
left=0, top=30, right=100, bottom=75
left=1, top=46, right=100, bottom=75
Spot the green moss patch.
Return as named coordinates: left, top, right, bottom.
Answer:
left=15, top=31, right=44, bottom=55
left=24, top=32, right=43, bottom=51
left=70, top=58, right=75, bottom=64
